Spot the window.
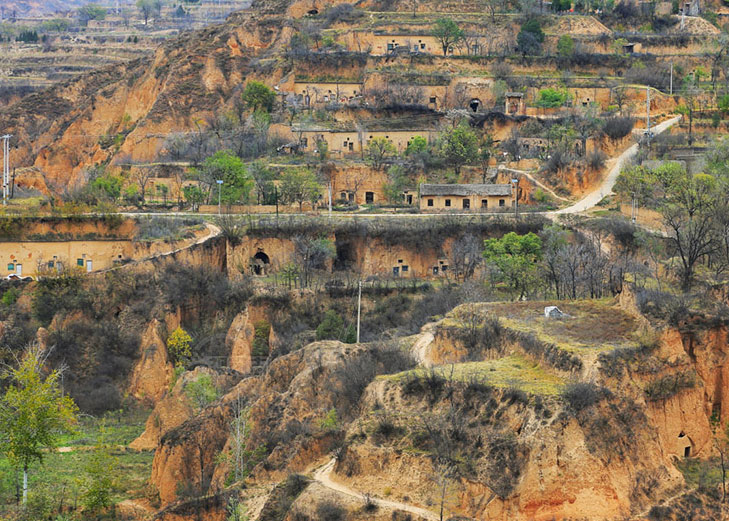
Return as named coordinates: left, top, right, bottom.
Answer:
left=401, top=265, right=409, bottom=272
left=77, top=258, right=84, bottom=267
left=421, top=43, right=426, bottom=49
left=429, top=96, right=437, bottom=104
left=499, top=199, right=505, bottom=207
left=462, top=199, right=470, bottom=209
left=387, top=43, right=394, bottom=51
left=397, top=259, right=403, bottom=263
left=427, top=199, right=433, bottom=207
left=47, top=261, right=55, bottom=268
left=445, top=199, right=451, bottom=207
left=482, top=199, right=488, bottom=208
left=7, top=263, right=14, bottom=271
left=441, top=265, right=448, bottom=272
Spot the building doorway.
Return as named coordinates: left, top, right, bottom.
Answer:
left=365, top=191, right=374, bottom=204
left=86, top=260, right=93, bottom=273
left=462, top=199, right=470, bottom=209
left=469, top=98, right=481, bottom=112
left=15, top=264, right=22, bottom=276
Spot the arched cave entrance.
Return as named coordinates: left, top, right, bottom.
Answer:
left=678, top=431, right=693, bottom=458
left=252, top=251, right=270, bottom=276
left=469, top=98, right=481, bottom=112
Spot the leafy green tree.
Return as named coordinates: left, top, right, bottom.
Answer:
left=0, top=346, right=78, bottom=503
left=535, top=88, right=570, bottom=108
left=185, top=374, right=219, bottom=411
left=280, top=168, right=321, bottom=211
left=432, top=18, right=464, bottom=56
left=366, top=137, right=397, bottom=170
left=78, top=4, right=107, bottom=24
left=516, top=19, right=544, bottom=56
left=439, top=123, right=479, bottom=176
left=718, top=94, right=729, bottom=114
left=82, top=423, right=117, bottom=514
left=383, top=164, right=409, bottom=203
left=405, top=135, right=428, bottom=156
left=557, top=35, right=575, bottom=57
left=316, top=310, right=355, bottom=342
left=91, top=174, right=123, bottom=200
left=183, top=185, right=205, bottom=211
left=483, top=232, right=542, bottom=300
left=197, top=151, right=254, bottom=205
left=242, top=81, right=276, bottom=113
left=167, top=326, right=193, bottom=368
left=552, top=0, right=571, bottom=11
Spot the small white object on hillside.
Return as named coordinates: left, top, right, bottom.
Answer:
left=544, top=306, right=566, bottom=319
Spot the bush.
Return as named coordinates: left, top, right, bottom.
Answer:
left=185, top=374, right=219, bottom=411
left=586, top=149, right=607, bottom=170
left=562, top=381, right=610, bottom=414
left=317, top=501, right=345, bottom=521
left=602, top=116, right=634, bottom=141
left=644, top=371, right=696, bottom=401
left=535, top=88, right=570, bottom=108
left=167, top=327, right=193, bottom=367
left=253, top=320, right=271, bottom=357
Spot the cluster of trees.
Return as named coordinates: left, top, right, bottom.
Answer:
left=615, top=149, right=729, bottom=289
left=482, top=228, right=621, bottom=300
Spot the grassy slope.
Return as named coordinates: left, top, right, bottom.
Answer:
left=0, top=407, right=153, bottom=512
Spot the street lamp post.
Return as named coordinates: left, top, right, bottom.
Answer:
left=216, top=179, right=223, bottom=215
left=511, top=178, right=519, bottom=218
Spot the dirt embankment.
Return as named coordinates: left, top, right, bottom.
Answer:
left=0, top=12, right=290, bottom=193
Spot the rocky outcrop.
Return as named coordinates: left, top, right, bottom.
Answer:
left=128, top=319, right=174, bottom=405
left=131, top=366, right=240, bottom=450
left=151, top=341, right=369, bottom=507
left=225, top=303, right=275, bottom=373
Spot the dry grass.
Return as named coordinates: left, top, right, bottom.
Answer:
left=483, top=298, right=639, bottom=354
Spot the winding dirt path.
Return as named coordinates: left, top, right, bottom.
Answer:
left=313, top=459, right=439, bottom=520
left=554, top=116, right=681, bottom=215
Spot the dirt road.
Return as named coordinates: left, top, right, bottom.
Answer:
left=313, top=459, right=439, bottom=520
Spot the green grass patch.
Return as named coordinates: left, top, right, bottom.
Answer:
left=384, top=354, right=565, bottom=395
left=0, top=408, right=154, bottom=512
left=676, top=458, right=725, bottom=490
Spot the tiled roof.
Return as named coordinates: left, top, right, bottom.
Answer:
left=420, top=183, right=512, bottom=197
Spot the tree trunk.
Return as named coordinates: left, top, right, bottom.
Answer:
left=22, top=465, right=28, bottom=504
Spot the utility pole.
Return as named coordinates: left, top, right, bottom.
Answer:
left=216, top=179, right=223, bottom=215
left=328, top=182, right=332, bottom=217
left=670, top=62, right=673, bottom=95
left=2, top=135, right=11, bottom=207
left=511, top=177, right=518, bottom=218
left=356, top=280, right=362, bottom=343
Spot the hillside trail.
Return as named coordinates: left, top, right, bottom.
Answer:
left=95, top=221, right=221, bottom=275
left=553, top=116, right=681, bottom=215
left=313, top=458, right=439, bottom=521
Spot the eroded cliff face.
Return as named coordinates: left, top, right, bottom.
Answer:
left=128, top=319, right=175, bottom=405
left=132, top=290, right=729, bottom=521
left=150, top=341, right=365, bottom=506
left=0, top=12, right=290, bottom=192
